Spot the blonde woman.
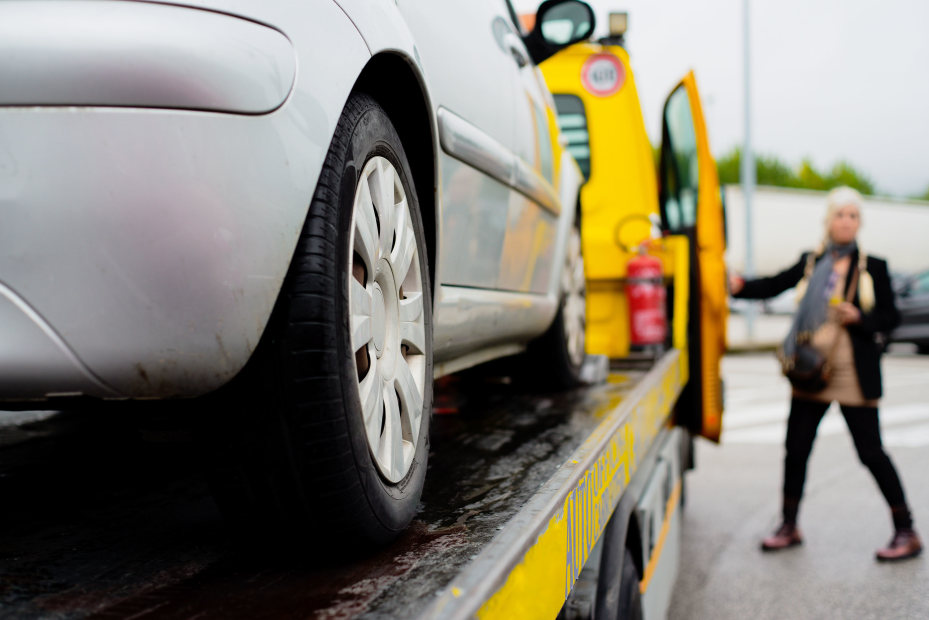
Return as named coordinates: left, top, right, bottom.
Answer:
left=730, top=186, right=921, bottom=562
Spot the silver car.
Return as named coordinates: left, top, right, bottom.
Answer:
left=0, top=0, right=593, bottom=544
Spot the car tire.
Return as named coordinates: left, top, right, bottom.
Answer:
left=204, top=93, right=433, bottom=548
left=525, top=224, right=586, bottom=389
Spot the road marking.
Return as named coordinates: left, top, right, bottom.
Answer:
left=721, top=403, right=929, bottom=446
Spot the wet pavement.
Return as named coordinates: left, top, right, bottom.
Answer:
left=0, top=371, right=643, bottom=619
left=669, top=351, right=929, bottom=620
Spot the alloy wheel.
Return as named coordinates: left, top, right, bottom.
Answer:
left=348, top=156, right=427, bottom=483
left=562, top=227, right=586, bottom=368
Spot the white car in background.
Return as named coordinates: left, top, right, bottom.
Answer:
left=0, top=0, right=593, bottom=544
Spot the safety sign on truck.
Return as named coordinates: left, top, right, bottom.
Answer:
left=580, top=53, right=625, bottom=97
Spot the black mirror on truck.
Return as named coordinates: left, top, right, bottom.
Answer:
left=524, top=0, right=595, bottom=64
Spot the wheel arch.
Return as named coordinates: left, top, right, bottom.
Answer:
left=352, top=53, right=439, bottom=299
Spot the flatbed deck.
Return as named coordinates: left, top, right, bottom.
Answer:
left=0, top=350, right=685, bottom=619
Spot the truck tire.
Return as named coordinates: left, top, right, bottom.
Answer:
left=526, top=224, right=586, bottom=388
left=204, top=93, right=433, bottom=549
left=618, top=548, right=644, bottom=620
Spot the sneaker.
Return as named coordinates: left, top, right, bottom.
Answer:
left=876, top=529, right=923, bottom=562
left=761, top=522, right=803, bottom=551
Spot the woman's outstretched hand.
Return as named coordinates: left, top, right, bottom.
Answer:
left=729, top=272, right=745, bottom=295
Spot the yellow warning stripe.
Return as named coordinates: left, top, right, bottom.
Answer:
left=639, top=479, right=683, bottom=594
left=468, top=350, right=688, bottom=620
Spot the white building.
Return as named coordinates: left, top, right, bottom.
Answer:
left=724, top=185, right=929, bottom=277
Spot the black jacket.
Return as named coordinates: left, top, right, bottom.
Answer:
left=734, top=250, right=900, bottom=400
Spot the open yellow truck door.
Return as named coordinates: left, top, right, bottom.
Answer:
left=658, top=72, right=728, bottom=441
left=541, top=40, right=727, bottom=441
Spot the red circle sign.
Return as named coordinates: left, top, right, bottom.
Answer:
left=580, top=53, right=625, bottom=97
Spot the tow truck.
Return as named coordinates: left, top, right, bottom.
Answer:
left=419, top=14, right=726, bottom=618
left=313, top=13, right=727, bottom=620
left=0, top=12, right=728, bottom=620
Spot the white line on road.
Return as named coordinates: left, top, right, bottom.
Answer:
left=721, top=402, right=929, bottom=446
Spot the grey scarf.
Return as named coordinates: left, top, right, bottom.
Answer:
left=782, top=241, right=857, bottom=358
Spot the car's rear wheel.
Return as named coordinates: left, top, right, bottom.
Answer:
left=204, top=93, right=432, bottom=548
left=525, top=224, right=586, bottom=388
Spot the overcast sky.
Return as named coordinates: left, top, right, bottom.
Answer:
left=514, top=0, right=929, bottom=197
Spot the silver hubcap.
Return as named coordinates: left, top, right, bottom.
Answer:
left=562, top=227, right=586, bottom=367
left=349, top=156, right=426, bottom=483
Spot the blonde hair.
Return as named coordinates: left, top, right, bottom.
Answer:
left=796, top=186, right=875, bottom=312
left=825, top=186, right=864, bottom=227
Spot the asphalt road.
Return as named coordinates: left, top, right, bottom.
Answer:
left=668, top=349, right=929, bottom=620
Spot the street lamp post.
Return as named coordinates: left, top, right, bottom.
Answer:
left=742, top=0, right=756, bottom=340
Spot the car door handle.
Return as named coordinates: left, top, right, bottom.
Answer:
left=503, top=33, right=528, bottom=68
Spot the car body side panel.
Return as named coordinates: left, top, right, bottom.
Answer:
left=329, top=0, right=571, bottom=360
left=400, top=0, right=580, bottom=363
left=400, top=0, right=520, bottom=295
left=432, top=286, right=557, bottom=365
left=0, top=0, right=371, bottom=398
left=0, top=0, right=583, bottom=398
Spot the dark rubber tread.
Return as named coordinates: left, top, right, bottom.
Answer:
left=203, top=93, right=433, bottom=550
left=523, top=225, right=585, bottom=390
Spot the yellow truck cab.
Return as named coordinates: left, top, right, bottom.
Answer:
left=540, top=23, right=728, bottom=442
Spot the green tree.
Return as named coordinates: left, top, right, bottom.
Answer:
left=795, top=159, right=827, bottom=191
left=824, top=161, right=874, bottom=195
left=714, top=147, right=875, bottom=195
left=913, top=184, right=929, bottom=201
left=716, top=147, right=740, bottom=184
left=755, top=154, right=795, bottom=188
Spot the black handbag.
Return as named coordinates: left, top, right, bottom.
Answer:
left=779, top=262, right=860, bottom=392
left=781, top=338, right=830, bottom=392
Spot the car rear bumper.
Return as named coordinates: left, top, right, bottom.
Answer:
left=0, top=107, right=317, bottom=400
left=0, top=281, right=115, bottom=400
left=0, top=2, right=375, bottom=401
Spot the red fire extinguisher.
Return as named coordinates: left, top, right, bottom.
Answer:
left=626, top=245, right=667, bottom=348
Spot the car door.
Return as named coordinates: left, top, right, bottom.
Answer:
left=658, top=72, right=727, bottom=442
left=496, top=3, right=562, bottom=293
left=398, top=0, right=527, bottom=291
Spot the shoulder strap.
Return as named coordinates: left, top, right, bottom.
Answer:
left=804, top=252, right=817, bottom=278
left=795, top=252, right=818, bottom=302
left=823, top=260, right=861, bottom=367
left=845, top=259, right=860, bottom=303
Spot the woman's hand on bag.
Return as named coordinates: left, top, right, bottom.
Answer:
left=728, top=272, right=745, bottom=295
left=835, top=301, right=861, bottom=325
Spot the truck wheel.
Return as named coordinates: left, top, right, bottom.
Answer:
left=618, top=548, right=644, bottom=620
left=205, top=93, right=432, bottom=548
left=526, top=224, right=586, bottom=388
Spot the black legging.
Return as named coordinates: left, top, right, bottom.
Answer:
left=782, top=396, right=912, bottom=528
